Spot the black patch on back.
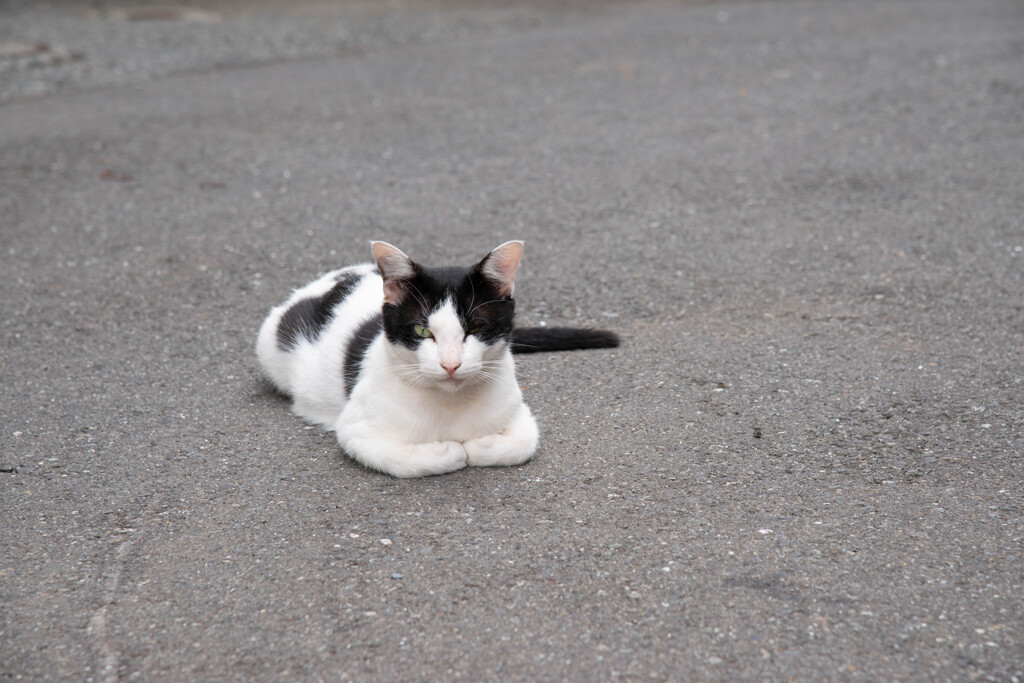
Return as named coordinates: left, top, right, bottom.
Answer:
left=344, top=314, right=383, bottom=396
left=277, top=272, right=361, bottom=350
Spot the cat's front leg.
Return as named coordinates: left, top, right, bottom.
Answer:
left=339, top=436, right=468, bottom=478
left=463, top=404, right=539, bottom=468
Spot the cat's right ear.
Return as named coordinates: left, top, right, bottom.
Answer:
left=477, top=240, right=524, bottom=298
left=371, top=241, right=416, bottom=305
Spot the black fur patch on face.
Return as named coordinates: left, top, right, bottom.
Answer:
left=344, top=314, right=383, bottom=397
left=380, top=263, right=515, bottom=350
left=381, top=264, right=449, bottom=351
left=277, top=272, right=361, bottom=350
left=453, top=267, right=515, bottom=345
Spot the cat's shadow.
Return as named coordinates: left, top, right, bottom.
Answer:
left=254, top=374, right=290, bottom=403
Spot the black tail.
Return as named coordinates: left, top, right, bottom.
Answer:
left=510, top=327, right=620, bottom=354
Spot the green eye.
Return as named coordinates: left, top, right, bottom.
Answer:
left=413, top=324, right=433, bottom=338
left=468, top=326, right=483, bottom=335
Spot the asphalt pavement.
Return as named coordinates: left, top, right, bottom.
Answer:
left=2, top=0, right=1023, bottom=680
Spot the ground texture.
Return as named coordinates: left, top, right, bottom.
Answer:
left=2, top=0, right=1022, bottom=680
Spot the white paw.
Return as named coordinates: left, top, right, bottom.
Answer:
left=340, top=436, right=467, bottom=478
left=431, top=440, right=469, bottom=472
left=467, top=435, right=498, bottom=451
left=464, top=433, right=533, bottom=468
left=391, top=440, right=467, bottom=478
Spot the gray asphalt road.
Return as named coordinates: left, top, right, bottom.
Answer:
left=2, top=0, right=1023, bottom=680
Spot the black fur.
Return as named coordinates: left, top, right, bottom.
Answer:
left=510, top=327, right=620, bottom=354
left=277, top=272, right=362, bottom=350
left=382, top=263, right=515, bottom=350
left=344, top=314, right=383, bottom=396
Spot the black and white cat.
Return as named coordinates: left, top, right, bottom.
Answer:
left=256, top=241, right=618, bottom=478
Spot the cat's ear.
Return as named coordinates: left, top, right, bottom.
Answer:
left=477, top=240, right=523, bottom=298
left=371, top=241, right=416, bottom=304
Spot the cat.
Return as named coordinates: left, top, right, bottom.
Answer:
left=256, top=241, right=619, bottom=478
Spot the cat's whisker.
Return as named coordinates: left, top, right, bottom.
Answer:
left=467, top=298, right=513, bottom=317
left=394, top=368, right=427, bottom=382
left=407, top=282, right=433, bottom=315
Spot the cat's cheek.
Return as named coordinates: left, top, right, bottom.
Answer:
left=461, top=336, right=493, bottom=365
left=414, top=340, right=443, bottom=378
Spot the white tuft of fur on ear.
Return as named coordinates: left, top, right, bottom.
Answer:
left=480, top=240, right=524, bottom=298
left=371, top=241, right=416, bottom=303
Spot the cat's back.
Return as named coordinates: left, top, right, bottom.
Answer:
left=256, top=263, right=383, bottom=421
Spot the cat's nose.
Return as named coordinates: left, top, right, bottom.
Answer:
left=441, top=361, right=461, bottom=378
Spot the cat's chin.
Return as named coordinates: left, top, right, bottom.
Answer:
left=436, top=376, right=466, bottom=392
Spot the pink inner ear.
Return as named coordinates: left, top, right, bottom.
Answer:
left=482, top=241, right=523, bottom=297
left=372, top=241, right=415, bottom=279
left=382, top=279, right=406, bottom=304
left=371, top=241, right=416, bottom=304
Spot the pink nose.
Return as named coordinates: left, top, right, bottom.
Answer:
left=441, top=362, right=461, bottom=378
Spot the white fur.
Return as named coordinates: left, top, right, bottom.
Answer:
left=256, top=264, right=538, bottom=478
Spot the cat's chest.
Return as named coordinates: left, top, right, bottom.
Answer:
left=352, top=371, right=522, bottom=443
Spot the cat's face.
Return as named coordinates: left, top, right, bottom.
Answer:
left=373, top=241, right=522, bottom=393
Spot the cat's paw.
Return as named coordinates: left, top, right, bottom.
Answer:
left=466, top=434, right=498, bottom=451
left=339, top=436, right=467, bottom=478
left=429, top=440, right=469, bottom=472
left=464, top=433, right=533, bottom=468
left=390, top=440, right=467, bottom=478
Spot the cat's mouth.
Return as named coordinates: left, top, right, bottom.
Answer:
left=438, top=375, right=464, bottom=391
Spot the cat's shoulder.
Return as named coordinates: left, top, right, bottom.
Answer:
left=273, top=263, right=380, bottom=350
left=291, top=263, right=378, bottom=298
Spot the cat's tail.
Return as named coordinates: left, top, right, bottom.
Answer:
left=510, top=327, right=620, bottom=354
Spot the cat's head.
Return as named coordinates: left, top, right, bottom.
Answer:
left=371, top=240, right=522, bottom=392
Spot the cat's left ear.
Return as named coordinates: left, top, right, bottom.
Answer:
left=477, top=240, right=524, bottom=298
left=371, top=241, right=416, bottom=304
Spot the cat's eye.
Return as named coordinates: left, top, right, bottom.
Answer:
left=413, top=324, right=433, bottom=339
left=468, top=326, right=483, bottom=335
